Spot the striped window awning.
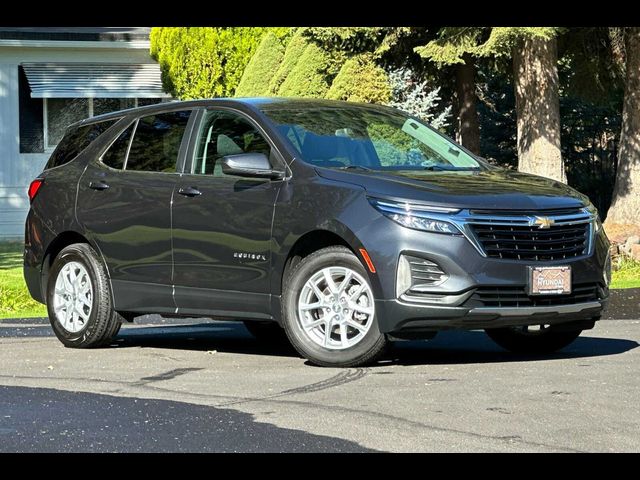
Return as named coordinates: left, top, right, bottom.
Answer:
left=21, top=62, right=170, bottom=98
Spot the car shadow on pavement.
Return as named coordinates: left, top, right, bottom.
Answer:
left=386, top=329, right=639, bottom=366
left=111, top=321, right=639, bottom=366
left=112, top=322, right=300, bottom=358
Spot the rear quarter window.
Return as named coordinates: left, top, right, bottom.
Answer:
left=45, top=119, right=118, bottom=170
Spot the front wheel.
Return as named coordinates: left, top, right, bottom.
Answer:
left=281, top=246, right=387, bottom=367
left=485, top=325, right=582, bottom=354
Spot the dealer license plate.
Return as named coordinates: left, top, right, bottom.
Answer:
left=528, top=266, right=571, bottom=295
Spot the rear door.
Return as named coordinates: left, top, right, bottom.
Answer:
left=77, top=109, right=195, bottom=313
left=171, top=108, right=285, bottom=318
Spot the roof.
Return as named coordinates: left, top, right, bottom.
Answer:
left=72, top=97, right=395, bottom=128
left=0, top=27, right=151, bottom=42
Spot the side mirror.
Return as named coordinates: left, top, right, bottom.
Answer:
left=220, top=153, right=284, bottom=180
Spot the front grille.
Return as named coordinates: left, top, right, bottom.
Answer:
left=469, top=222, right=590, bottom=261
left=467, top=283, right=601, bottom=308
left=469, top=207, right=584, bottom=217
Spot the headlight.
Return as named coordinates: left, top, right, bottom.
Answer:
left=594, top=215, right=603, bottom=233
left=585, top=203, right=602, bottom=233
left=369, top=198, right=462, bottom=235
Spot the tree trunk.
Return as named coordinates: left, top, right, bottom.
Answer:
left=513, top=36, right=565, bottom=182
left=605, top=28, right=640, bottom=224
left=454, top=53, right=480, bottom=154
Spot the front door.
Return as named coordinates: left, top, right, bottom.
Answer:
left=77, top=109, right=193, bottom=313
left=172, top=109, right=285, bottom=318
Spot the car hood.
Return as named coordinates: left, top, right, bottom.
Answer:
left=316, top=167, right=589, bottom=210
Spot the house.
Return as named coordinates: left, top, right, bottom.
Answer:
left=0, top=27, right=170, bottom=239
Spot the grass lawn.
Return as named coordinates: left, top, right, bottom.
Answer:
left=611, top=258, right=640, bottom=289
left=1, top=242, right=639, bottom=320
left=0, top=242, right=46, bottom=319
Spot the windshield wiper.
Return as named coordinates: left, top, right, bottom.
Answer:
left=423, top=165, right=480, bottom=171
left=340, top=165, right=373, bottom=172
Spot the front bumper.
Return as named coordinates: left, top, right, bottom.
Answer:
left=377, top=297, right=607, bottom=334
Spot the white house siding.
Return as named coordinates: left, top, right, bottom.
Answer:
left=0, top=44, right=157, bottom=239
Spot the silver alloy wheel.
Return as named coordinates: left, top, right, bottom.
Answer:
left=53, top=261, right=93, bottom=333
left=297, top=266, right=375, bottom=350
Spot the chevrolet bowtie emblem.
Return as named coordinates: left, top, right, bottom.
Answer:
left=534, top=216, right=555, bottom=229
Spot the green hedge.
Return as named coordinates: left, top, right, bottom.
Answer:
left=326, top=54, right=391, bottom=103
left=235, top=32, right=286, bottom=97
left=268, top=30, right=308, bottom=95
left=150, top=27, right=290, bottom=99
left=278, top=42, right=336, bottom=98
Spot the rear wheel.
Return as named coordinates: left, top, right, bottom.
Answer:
left=281, top=246, right=387, bottom=367
left=46, top=243, right=122, bottom=348
left=485, top=325, right=582, bottom=354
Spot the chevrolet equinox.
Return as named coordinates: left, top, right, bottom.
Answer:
left=24, top=98, right=611, bottom=367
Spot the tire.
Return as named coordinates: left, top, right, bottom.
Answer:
left=243, top=320, right=289, bottom=345
left=485, top=325, right=582, bottom=354
left=46, top=243, right=122, bottom=348
left=281, top=246, right=387, bottom=367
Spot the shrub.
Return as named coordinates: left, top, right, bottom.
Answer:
left=150, top=27, right=290, bottom=99
left=277, top=42, right=336, bottom=98
left=268, top=30, right=308, bottom=95
left=326, top=54, right=391, bottom=103
left=235, top=32, right=287, bottom=97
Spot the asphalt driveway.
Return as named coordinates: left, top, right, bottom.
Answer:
left=0, top=288, right=638, bottom=452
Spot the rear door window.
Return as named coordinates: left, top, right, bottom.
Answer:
left=45, top=119, right=118, bottom=169
left=100, top=124, right=134, bottom=170
left=125, top=111, right=192, bottom=173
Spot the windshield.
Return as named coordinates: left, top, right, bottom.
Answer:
left=261, top=104, right=484, bottom=172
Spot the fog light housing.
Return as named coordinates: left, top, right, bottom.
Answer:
left=397, top=255, right=412, bottom=297
left=396, top=254, right=448, bottom=298
left=603, top=253, right=612, bottom=287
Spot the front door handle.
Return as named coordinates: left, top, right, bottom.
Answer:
left=178, top=186, right=202, bottom=197
left=89, top=181, right=110, bottom=191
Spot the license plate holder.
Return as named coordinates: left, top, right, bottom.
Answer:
left=528, top=266, right=571, bottom=295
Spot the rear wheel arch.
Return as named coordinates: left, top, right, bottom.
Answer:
left=42, top=231, right=109, bottom=299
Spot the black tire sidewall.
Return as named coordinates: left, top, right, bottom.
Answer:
left=46, top=245, right=108, bottom=347
left=282, top=248, right=385, bottom=367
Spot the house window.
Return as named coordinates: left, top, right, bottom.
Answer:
left=18, top=65, right=165, bottom=154
left=44, top=98, right=90, bottom=148
left=43, top=98, right=164, bottom=151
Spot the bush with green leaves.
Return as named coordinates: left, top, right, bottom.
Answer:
left=235, top=32, right=287, bottom=97
left=326, top=54, right=391, bottom=103
left=150, top=27, right=289, bottom=99
left=267, top=30, right=308, bottom=95
left=277, top=42, right=337, bottom=98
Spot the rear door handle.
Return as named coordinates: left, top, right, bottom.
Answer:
left=89, top=181, right=110, bottom=191
left=178, top=186, right=202, bottom=197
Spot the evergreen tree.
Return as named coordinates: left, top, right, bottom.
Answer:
left=235, top=32, right=287, bottom=97
left=606, top=27, right=640, bottom=225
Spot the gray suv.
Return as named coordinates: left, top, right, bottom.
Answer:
left=24, top=98, right=611, bottom=367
